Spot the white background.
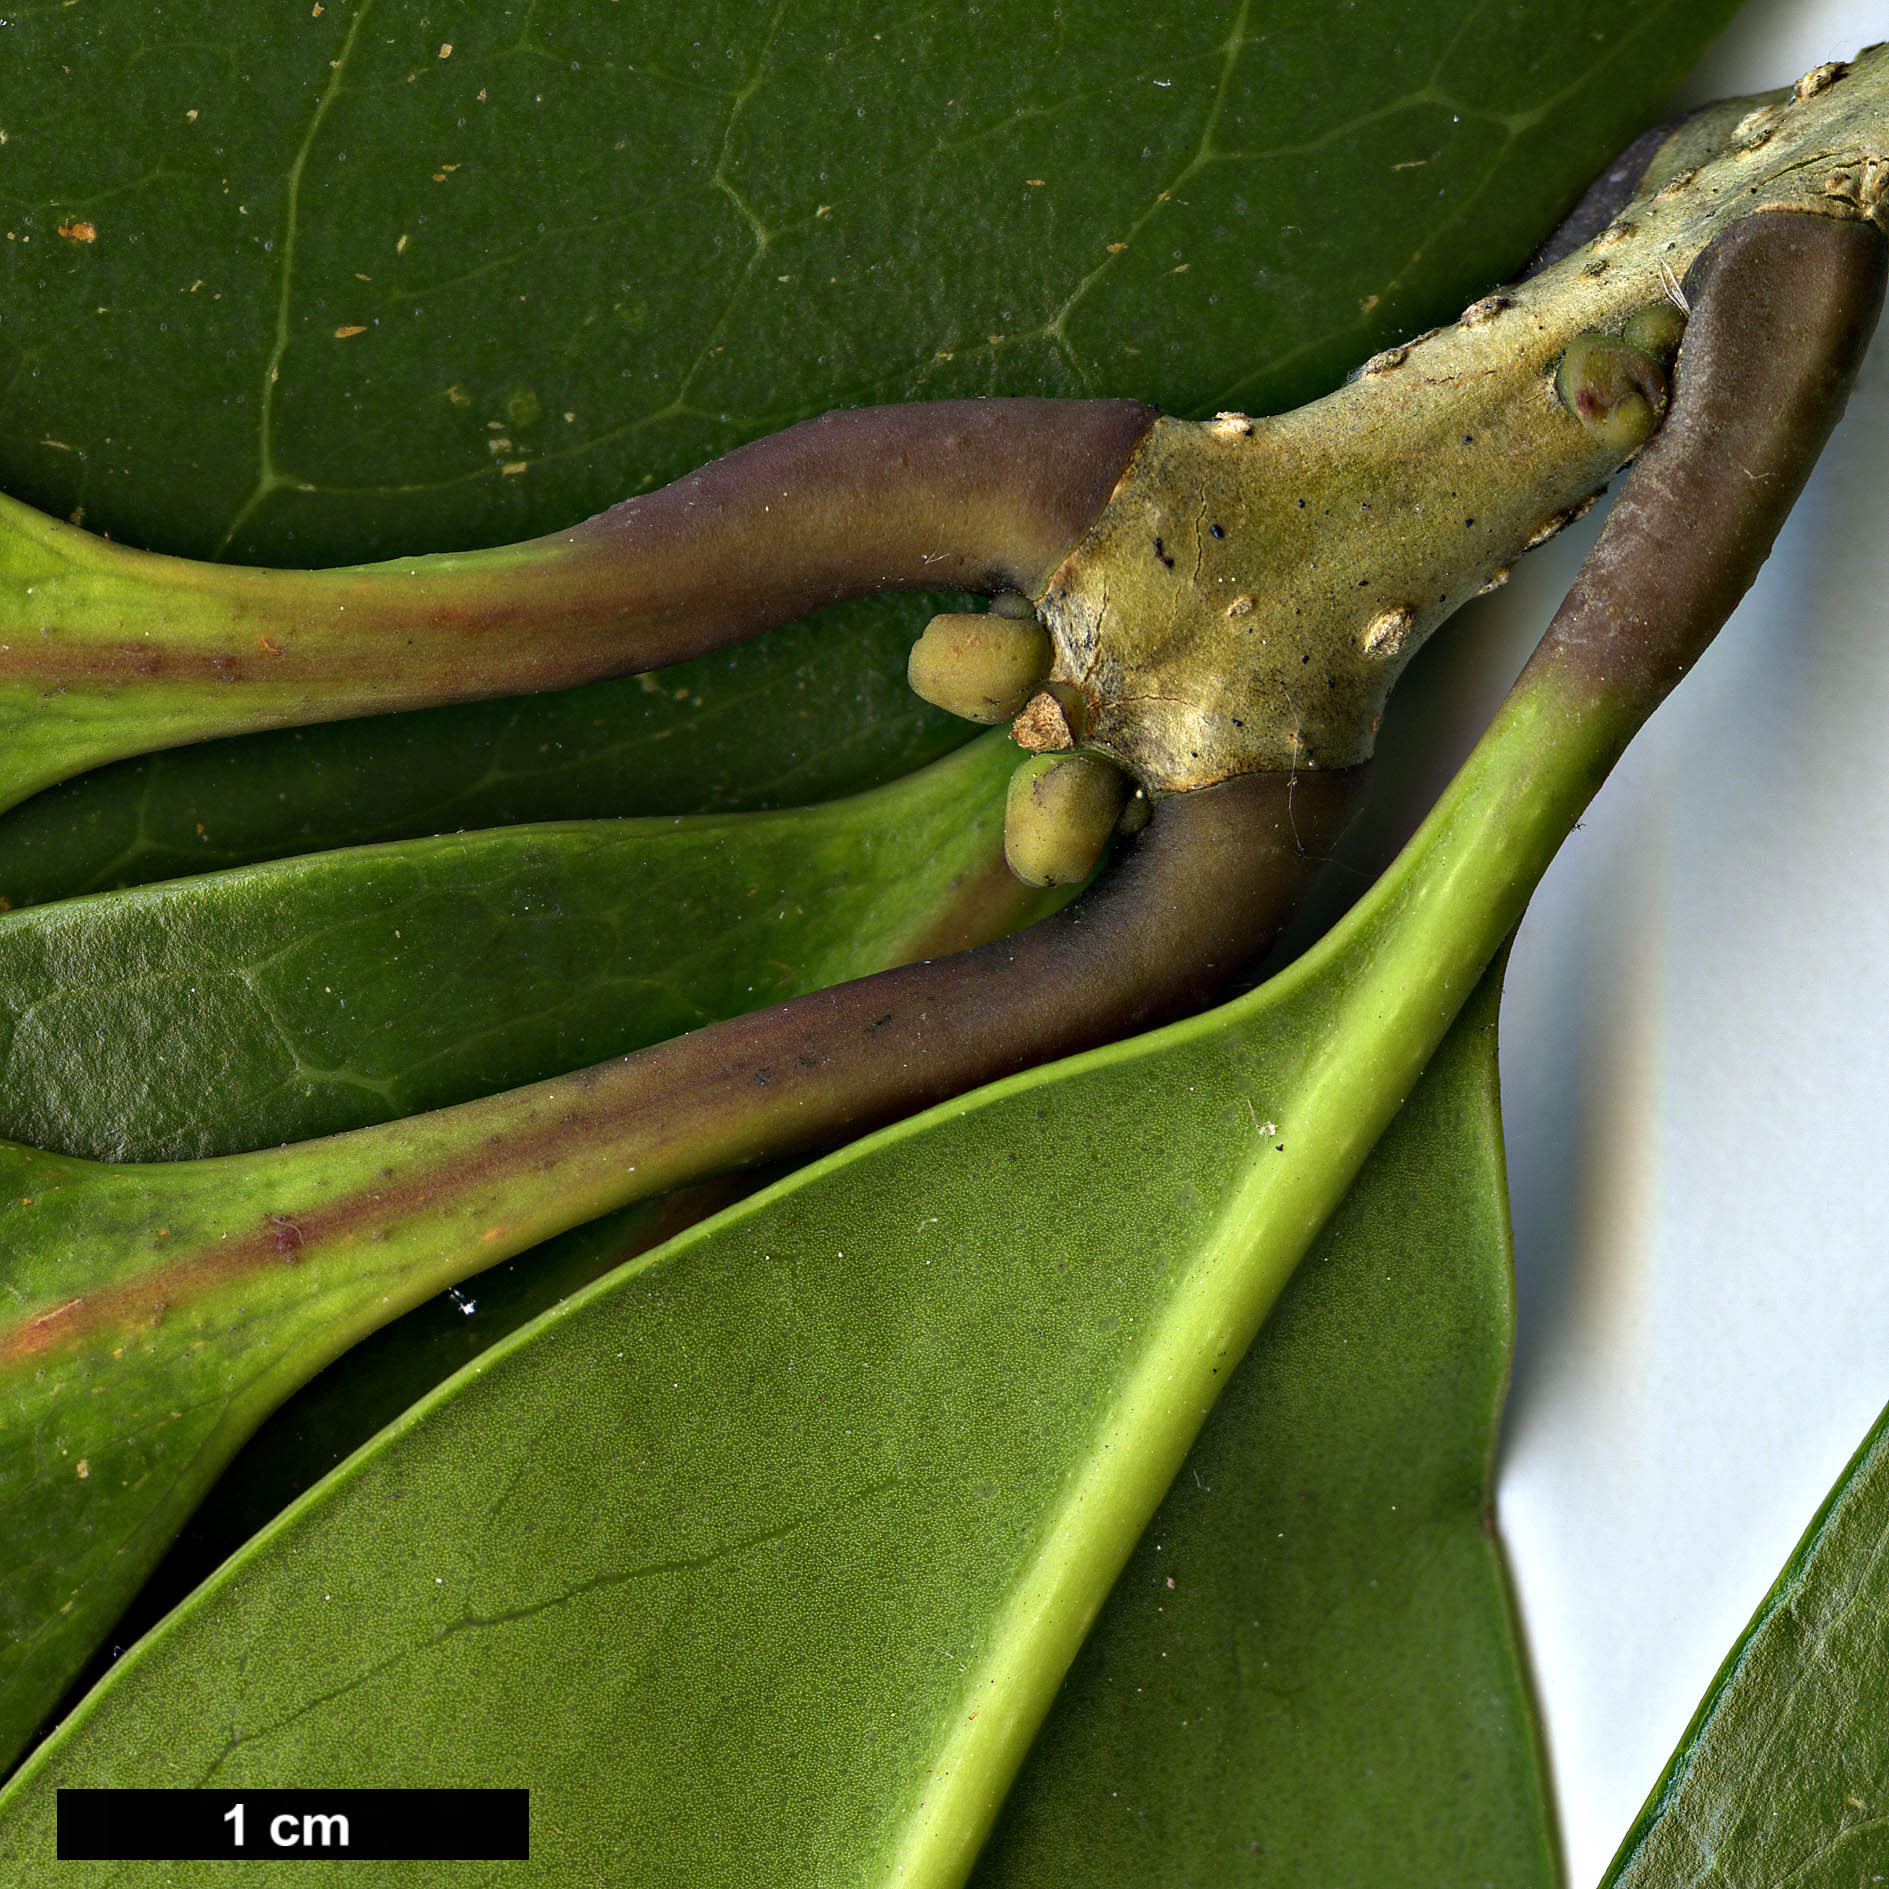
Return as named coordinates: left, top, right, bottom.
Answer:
left=1483, top=3, right=1887, bottom=1880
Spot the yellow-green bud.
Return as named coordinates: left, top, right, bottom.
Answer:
left=988, top=590, right=1039, bottom=620
left=1003, top=752, right=1130, bottom=887
left=908, top=611, right=1054, bottom=724
left=1555, top=332, right=1668, bottom=453
left=1621, top=301, right=1689, bottom=367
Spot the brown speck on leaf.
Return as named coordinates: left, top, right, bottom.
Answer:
left=1225, top=595, right=1256, bottom=619
left=75, top=1460, right=89, bottom=1480
left=438, top=41, right=453, bottom=57
left=57, top=220, right=97, bottom=244
left=1012, top=692, right=1074, bottom=753
left=1358, top=292, right=1380, bottom=316
left=334, top=324, right=366, bottom=338
left=255, top=634, right=284, bottom=656
left=1026, top=178, right=1045, bottom=187
left=445, top=383, right=471, bottom=405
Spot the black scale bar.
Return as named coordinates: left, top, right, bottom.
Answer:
left=57, top=1789, right=528, bottom=1861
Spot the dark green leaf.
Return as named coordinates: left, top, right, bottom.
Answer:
left=0, top=731, right=1048, bottom=1159
left=0, top=0, right=1738, bottom=874
left=973, top=959, right=1554, bottom=1887
left=1602, top=1396, right=1889, bottom=1888
left=1, top=0, right=1740, bottom=559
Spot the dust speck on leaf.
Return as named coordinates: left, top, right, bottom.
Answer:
left=57, top=220, right=97, bottom=244
left=334, top=324, right=366, bottom=339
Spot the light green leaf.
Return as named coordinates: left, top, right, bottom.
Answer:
left=0, top=948, right=1550, bottom=1889
left=0, top=629, right=1619, bottom=1867
left=974, top=958, right=1554, bottom=1887
left=1602, top=1396, right=1889, bottom=1888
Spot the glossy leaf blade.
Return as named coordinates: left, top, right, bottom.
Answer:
left=1602, top=1397, right=1889, bottom=1888
left=0, top=731, right=1049, bottom=1160
left=972, top=960, right=1555, bottom=1887
left=0, top=0, right=1738, bottom=883
left=1, top=0, right=1742, bottom=560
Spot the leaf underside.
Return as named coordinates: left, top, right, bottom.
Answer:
left=1, top=962, right=1554, bottom=1888
left=973, top=960, right=1555, bottom=1887
left=1603, top=1395, right=1889, bottom=1887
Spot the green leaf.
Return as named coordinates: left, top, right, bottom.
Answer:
left=0, top=0, right=1738, bottom=877
left=0, top=0, right=1754, bottom=1848
left=1601, top=1395, right=1889, bottom=1889
left=0, top=731, right=1051, bottom=1160
left=0, top=729, right=1055, bottom=1765
left=972, top=958, right=1554, bottom=1887
left=0, top=953, right=1550, bottom=1888
left=56, top=1174, right=766, bottom=1725
left=0, top=563, right=1645, bottom=1855
left=0, top=0, right=1740, bottom=560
